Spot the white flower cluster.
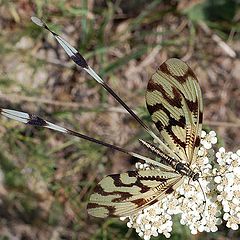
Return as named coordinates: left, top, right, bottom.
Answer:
left=120, top=130, right=240, bottom=239
left=214, top=147, right=240, bottom=230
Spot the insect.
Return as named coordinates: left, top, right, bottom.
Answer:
left=0, top=17, right=203, bottom=218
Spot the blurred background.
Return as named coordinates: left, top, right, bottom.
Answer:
left=0, top=0, right=239, bottom=239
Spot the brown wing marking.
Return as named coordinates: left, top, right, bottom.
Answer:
left=146, top=58, right=203, bottom=163
left=87, top=170, right=183, bottom=218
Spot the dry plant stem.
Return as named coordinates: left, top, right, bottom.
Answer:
left=0, top=93, right=126, bottom=113
left=204, top=121, right=240, bottom=128
left=79, top=171, right=98, bottom=201
left=198, top=21, right=236, bottom=58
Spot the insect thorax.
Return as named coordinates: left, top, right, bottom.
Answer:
left=175, top=162, right=199, bottom=181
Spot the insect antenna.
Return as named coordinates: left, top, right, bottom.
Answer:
left=187, top=168, right=207, bottom=217
left=197, top=178, right=207, bottom=214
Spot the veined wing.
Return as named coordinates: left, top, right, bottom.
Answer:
left=87, top=169, right=183, bottom=218
left=146, top=58, right=203, bottom=164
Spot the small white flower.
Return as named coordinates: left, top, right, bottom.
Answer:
left=231, top=153, right=238, bottom=160
left=198, top=147, right=205, bottom=157
left=201, top=139, right=212, bottom=150
left=218, top=147, right=225, bottom=154
left=145, top=223, right=151, bottom=230
left=233, top=197, right=239, bottom=205
left=223, top=213, right=230, bottom=221
left=127, top=222, right=132, bottom=228
left=236, top=149, right=240, bottom=157
left=233, top=167, right=240, bottom=175
left=214, top=176, right=221, bottom=184
left=201, top=131, right=218, bottom=149
left=209, top=131, right=216, bottom=137
left=201, top=131, right=207, bottom=138
left=226, top=173, right=235, bottom=186
left=231, top=223, right=239, bottom=231
left=216, top=148, right=228, bottom=165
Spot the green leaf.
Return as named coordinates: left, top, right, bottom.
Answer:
left=184, top=0, right=237, bottom=22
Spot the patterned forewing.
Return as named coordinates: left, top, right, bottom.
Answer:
left=87, top=170, right=183, bottom=218
left=146, top=58, right=203, bottom=163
